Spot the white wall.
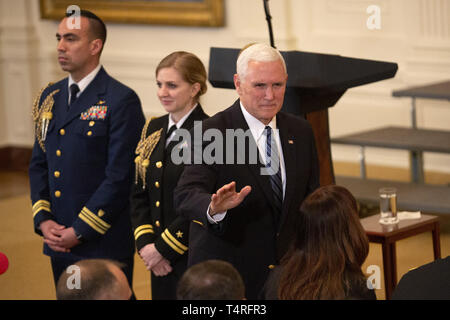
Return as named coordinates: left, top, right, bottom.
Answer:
left=0, top=0, right=449, bottom=172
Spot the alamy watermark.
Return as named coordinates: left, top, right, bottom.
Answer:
left=366, top=264, right=381, bottom=290
left=65, top=264, right=81, bottom=290
left=66, top=5, right=81, bottom=30
left=366, top=5, right=381, bottom=30
left=168, top=121, right=280, bottom=176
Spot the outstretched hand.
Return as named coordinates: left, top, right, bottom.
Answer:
left=209, top=181, right=251, bottom=216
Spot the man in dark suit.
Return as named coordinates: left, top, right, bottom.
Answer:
left=174, top=43, right=320, bottom=299
left=29, top=10, right=145, bottom=288
left=392, top=256, right=450, bottom=300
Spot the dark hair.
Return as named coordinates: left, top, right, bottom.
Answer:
left=56, top=259, right=126, bottom=300
left=66, top=9, right=107, bottom=47
left=177, top=260, right=245, bottom=300
left=156, top=51, right=207, bottom=101
left=278, top=185, right=369, bottom=300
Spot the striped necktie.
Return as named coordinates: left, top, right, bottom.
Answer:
left=265, top=126, right=283, bottom=214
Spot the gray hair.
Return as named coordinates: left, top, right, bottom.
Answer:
left=236, top=43, right=287, bottom=81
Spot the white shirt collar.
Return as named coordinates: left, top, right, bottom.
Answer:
left=168, top=103, right=198, bottom=130
left=240, top=101, right=277, bottom=142
left=68, top=64, right=102, bottom=97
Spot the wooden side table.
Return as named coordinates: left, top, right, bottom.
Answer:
left=360, top=214, right=441, bottom=300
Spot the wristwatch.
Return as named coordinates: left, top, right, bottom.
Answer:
left=74, top=229, right=84, bottom=243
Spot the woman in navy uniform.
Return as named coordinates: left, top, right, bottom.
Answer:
left=130, top=51, right=209, bottom=299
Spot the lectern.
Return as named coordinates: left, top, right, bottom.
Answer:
left=208, top=47, right=398, bottom=185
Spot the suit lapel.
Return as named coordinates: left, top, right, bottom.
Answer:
left=58, top=67, right=108, bottom=130
left=229, top=101, right=277, bottom=213
left=277, top=112, right=297, bottom=228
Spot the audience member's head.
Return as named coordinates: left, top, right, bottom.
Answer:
left=278, top=185, right=370, bottom=300
left=56, top=259, right=133, bottom=300
left=177, top=259, right=245, bottom=300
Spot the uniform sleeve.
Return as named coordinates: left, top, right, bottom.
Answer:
left=71, top=90, right=145, bottom=241
left=154, top=215, right=190, bottom=262
left=29, top=88, right=54, bottom=236
left=130, top=165, right=156, bottom=251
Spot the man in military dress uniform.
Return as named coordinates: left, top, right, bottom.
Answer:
left=29, top=10, right=145, bottom=287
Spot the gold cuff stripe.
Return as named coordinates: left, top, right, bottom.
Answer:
left=32, top=205, right=51, bottom=218
left=82, top=207, right=111, bottom=230
left=79, top=213, right=106, bottom=235
left=164, top=229, right=188, bottom=251
left=32, top=200, right=51, bottom=218
left=134, top=224, right=154, bottom=236
left=78, top=207, right=111, bottom=235
left=134, top=228, right=154, bottom=240
left=161, top=229, right=188, bottom=255
left=32, top=200, right=51, bottom=211
left=192, top=220, right=204, bottom=226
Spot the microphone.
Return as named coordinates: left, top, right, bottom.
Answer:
left=263, top=0, right=276, bottom=48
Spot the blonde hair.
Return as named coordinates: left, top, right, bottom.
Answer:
left=156, top=51, right=207, bottom=101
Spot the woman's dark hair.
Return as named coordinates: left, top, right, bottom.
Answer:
left=278, top=185, right=369, bottom=299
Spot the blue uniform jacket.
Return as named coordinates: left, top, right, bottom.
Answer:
left=29, top=67, right=145, bottom=260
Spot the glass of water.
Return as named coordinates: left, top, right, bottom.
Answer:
left=379, top=187, right=399, bottom=224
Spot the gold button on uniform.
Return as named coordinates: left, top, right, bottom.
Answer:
left=156, top=161, right=162, bottom=168
left=87, top=131, right=92, bottom=136
left=155, top=201, right=160, bottom=208
left=268, top=264, right=275, bottom=269
left=154, top=181, right=160, bottom=188
left=59, top=129, right=65, bottom=135
left=56, top=150, right=62, bottom=157
left=155, top=220, right=160, bottom=227
left=54, top=191, right=61, bottom=198
left=54, top=171, right=60, bottom=178
left=89, top=121, right=95, bottom=127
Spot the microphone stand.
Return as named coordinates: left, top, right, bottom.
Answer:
left=263, top=0, right=276, bottom=48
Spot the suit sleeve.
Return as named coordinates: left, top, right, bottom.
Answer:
left=173, top=123, right=224, bottom=232
left=29, top=88, right=54, bottom=236
left=71, top=90, right=145, bottom=241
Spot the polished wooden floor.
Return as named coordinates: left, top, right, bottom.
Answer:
left=0, top=168, right=448, bottom=300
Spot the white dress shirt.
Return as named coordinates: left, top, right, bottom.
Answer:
left=207, top=102, right=286, bottom=224
left=166, top=103, right=198, bottom=147
left=68, top=64, right=102, bottom=105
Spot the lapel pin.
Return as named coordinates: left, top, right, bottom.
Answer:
left=288, top=140, right=294, bottom=144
